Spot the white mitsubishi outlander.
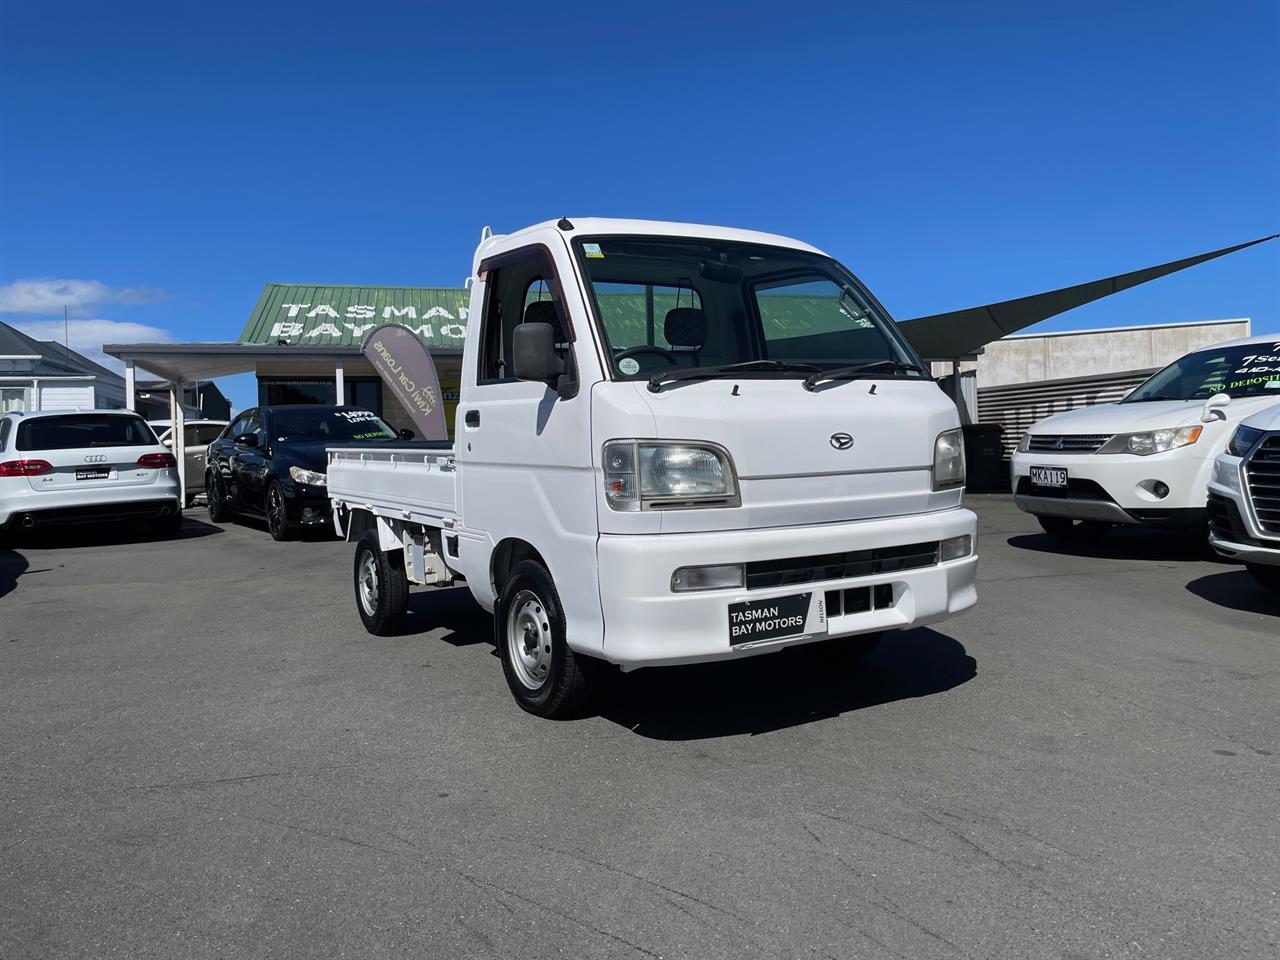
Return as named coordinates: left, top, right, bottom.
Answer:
left=1012, top=334, right=1280, bottom=541
left=0, top=409, right=182, bottom=537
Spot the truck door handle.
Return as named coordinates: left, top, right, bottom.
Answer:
left=465, top=410, right=480, bottom=428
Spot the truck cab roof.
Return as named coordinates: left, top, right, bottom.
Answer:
left=473, top=217, right=828, bottom=275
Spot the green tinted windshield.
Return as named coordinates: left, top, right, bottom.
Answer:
left=575, top=237, right=924, bottom=381
left=1124, top=342, right=1280, bottom=402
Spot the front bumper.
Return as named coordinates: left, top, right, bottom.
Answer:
left=1207, top=470, right=1280, bottom=567
left=282, top=483, right=332, bottom=526
left=1011, top=450, right=1212, bottom=526
left=595, top=508, right=978, bottom=669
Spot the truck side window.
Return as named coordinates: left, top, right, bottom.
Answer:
left=477, top=251, right=572, bottom=385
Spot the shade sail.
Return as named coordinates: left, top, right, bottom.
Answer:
left=898, top=234, right=1278, bottom=359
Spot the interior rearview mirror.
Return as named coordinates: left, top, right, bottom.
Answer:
left=235, top=433, right=259, bottom=447
left=512, top=322, right=566, bottom=386
left=1201, top=392, right=1231, bottom=423
left=398, top=428, right=415, bottom=440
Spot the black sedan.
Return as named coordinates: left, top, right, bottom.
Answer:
left=205, top=405, right=410, bottom=541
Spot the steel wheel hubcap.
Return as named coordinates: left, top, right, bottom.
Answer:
left=358, top=552, right=379, bottom=616
left=506, top=589, right=553, bottom=690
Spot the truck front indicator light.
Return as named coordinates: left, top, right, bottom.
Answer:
left=671, top=564, right=745, bottom=592
left=940, top=534, right=973, bottom=562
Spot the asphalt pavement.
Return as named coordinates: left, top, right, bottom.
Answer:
left=1, top=497, right=1276, bottom=960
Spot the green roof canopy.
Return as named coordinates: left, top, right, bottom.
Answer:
left=241, top=284, right=470, bottom=348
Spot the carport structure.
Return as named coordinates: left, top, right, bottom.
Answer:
left=101, top=343, right=441, bottom=504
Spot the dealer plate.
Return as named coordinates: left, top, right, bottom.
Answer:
left=1030, top=466, right=1068, bottom=489
left=728, top=592, right=815, bottom=646
left=75, top=468, right=111, bottom=481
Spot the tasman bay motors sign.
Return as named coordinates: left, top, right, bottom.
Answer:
left=269, top=301, right=469, bottom=342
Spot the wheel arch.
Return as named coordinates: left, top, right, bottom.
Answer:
left=490, top=538, right=549, bottom=596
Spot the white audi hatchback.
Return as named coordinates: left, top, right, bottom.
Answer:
left=0, top=409, right=182, bottom=537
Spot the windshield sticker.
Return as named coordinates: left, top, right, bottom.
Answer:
left=352, top=430, right=394, bottom=440
left=336, top=409, right=378, bottom=422
left=583, top=243, right=605, bottom=259
left=618, top=357, right=640, bottom=375
left=1227, top=373, right=1280, bottom=392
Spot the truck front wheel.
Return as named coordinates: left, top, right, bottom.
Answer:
left=354, top=532, right=409, bottom=635
left=1246, top=563, right=1280, bottom=593
left=496, top=559, right=595, bottom=719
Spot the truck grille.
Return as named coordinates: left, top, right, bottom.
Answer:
left=1026, top=434, right=1111, bottom=453
left=744, top=542, right=939, bottom=590
left=1245, top=434, right=1280, bottom=534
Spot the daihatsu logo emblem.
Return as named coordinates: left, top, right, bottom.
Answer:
left=829, top=433, right=854, bottom=450
left=83, top=454, right=108, bottom=463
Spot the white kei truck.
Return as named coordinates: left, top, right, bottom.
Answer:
left=327, top=218, right=978, bottom=717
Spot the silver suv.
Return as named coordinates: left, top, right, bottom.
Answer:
left=0, top=409, right=182, bottom=536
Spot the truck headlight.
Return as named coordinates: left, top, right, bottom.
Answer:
left=289, top=465, right=327, bottom=486
left=1227, top=425, right=1264, bottom=458
left=1098, top=426, right=1201, bottom=456
left=1016, top=433, right=1032, bottom=453
left=932, top=429, right=965, bottom=490
left=603, top=441, right=739, bottom=510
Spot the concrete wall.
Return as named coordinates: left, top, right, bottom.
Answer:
left=931, top=318, right=1251, bottom=388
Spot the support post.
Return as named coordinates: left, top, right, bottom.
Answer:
left=124, top=360, right=136, bottom=411
left=951, top=359, right=969, bottom=426
left=334, top=361, right=345, bottom=405
left=170, top=384, right=186, bottom=508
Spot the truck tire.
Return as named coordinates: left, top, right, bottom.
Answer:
left=354, top=532, right=409, bottom=635
left=1246, top=563, right=1280, bottom=593
left=496, top=559, right=595, bottom=719
left=1037, top=515, right=1111, bottom=543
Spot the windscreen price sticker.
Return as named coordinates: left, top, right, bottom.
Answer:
left=336, top=409, right=378, bottom=422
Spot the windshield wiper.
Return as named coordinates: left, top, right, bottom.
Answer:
left=802, top=360, right=925, bottom=391
left=646, top=359, right=820, bottom=393
left=1123, top=394, right=1188, bottom=403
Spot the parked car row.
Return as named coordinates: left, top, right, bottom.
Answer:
left=1011, top=332, right=1280, bottom=590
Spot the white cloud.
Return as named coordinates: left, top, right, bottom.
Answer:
left=11, top=318, right=176, bottom=373
left=0, top=278, right=166, bottom=314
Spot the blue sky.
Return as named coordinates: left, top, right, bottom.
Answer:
left=1, top=1, right=1276, bottom=413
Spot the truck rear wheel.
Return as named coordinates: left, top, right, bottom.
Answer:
left=354, top=532, right=409, bottom=635
left=1246, top=563, right=1280, bottom=593
left=496, top=559, right=595, bottom=719
left=1037, top=515, right=1111, bottom=543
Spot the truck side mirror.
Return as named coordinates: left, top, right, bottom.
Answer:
left=235, top=433, right=259, bottom=447
left=512, top=322, right=566, bottom=386
left=1201, top=392, right=1231, bottom=423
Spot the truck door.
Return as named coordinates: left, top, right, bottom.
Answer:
left=456, top=243, right=602, bottom=643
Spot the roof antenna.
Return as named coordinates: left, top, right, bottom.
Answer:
left=557, top=217, right=574, bottom=231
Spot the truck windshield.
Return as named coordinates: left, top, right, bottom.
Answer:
left=574, top=236, right=925, bottom=384
left=1123, top=342, right=1280, bottom=402
left=270, top=408, right=398, bottom=443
